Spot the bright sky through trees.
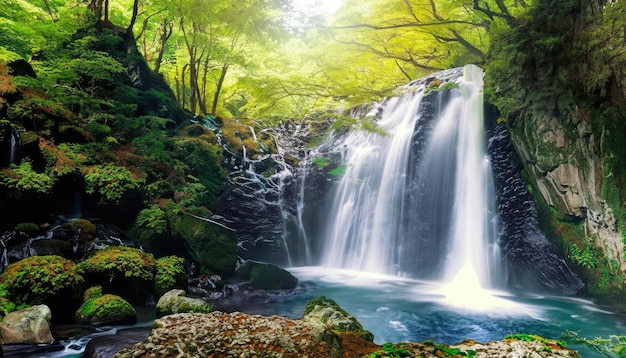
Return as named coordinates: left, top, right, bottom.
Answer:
left=292, top=0, right=344, bottom=14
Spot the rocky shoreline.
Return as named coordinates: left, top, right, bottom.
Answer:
left=114, top=311, right=580, bottom=358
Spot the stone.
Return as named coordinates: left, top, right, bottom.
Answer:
left=302, top=296, right=374, bottom=342
left=155, top=289, right=212, bottom=317
left=234, top=260, right=298, bottom=290
left=0, top=305, right=54, bottom=344
left=114, top=312, right=343, bottom=358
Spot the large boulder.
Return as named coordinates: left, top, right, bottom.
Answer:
left=155, top=289, right=212, bottom=317
left=302, top=296, right=374, bottom=342
left=168, top=211, right=238, bottom=276
left=114, top=312, right=343, bottom=358
left=234, top=260, right=298, bottom=290
left=0, top=305, right=54, bottom=344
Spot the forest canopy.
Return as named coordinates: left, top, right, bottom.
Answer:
left=1, top=0, right=537, bottom=119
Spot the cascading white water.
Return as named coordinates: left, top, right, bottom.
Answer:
left=321, top=65, right=503, bottom=289
left=322, top=93, right=423, bottom=274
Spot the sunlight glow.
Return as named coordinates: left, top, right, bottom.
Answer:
left=439, top=264, right=518, bottom=311
left=292, top=0, right=344, bottom=14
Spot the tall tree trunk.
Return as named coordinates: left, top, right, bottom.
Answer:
left=153, top=20, right=173, bottom=74
left=181, top=64, right=189, bottom=111
left=188, top=49, right=197, bottom=114
left=126, top=0, right=140, bottom=36
left=104, top=0, right=109, bottom=23
left=211, top=63, right=229, bottom=115
left=88, top=0, right=103, bottom=21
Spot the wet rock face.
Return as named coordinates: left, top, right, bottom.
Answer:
left=508, top=109, right=625, bottom=270
left=488, top=120, right=583, bottom=294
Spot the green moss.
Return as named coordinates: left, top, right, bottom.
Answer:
left=15, top=222, right=40, bottom=232
left=167, top=204, right=237, bottom=276
left=155, top=256, right=188, bottom=298
left=78, top=246, right=156, bottom=304
left=63, top=219, right=97, bottom=241
left=79, top=246, right=156, bottom=282
left=83, top=286, right=103, bottom=302
left=75, top=294, right=137, bottom=325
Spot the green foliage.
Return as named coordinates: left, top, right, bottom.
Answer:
left=328, top=165, right=347, bottom=176
left=134, top=204, right=168, bottom=241
left=78, top=246, right=156, bottom=282
left=0, top=161, right=55, bottom=197
left=0, top=284, right=28, bottom=323
left=83, top=164, right=145, bottom=204
left=366, top=342, right=410, bottom=358
left=561, top=331, right=626, bottom=357
left=155, top=256, right=188, bottom=298
left=330, top=115, right=386, bottom=137
left=569, top=236, right=598, bottom=270
left=0, top=255, right=84, bottom=306
left=312, top=157, right=331, bottom=170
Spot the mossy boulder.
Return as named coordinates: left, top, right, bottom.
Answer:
left=75, top=293, right=137, bottom=325
left=234, top=260, right=298, bottom=290
left=63, top=219, right=97, bottom=241
left=77, top=246, right=156, bottom=305
left=155, top=256, right=188, bottom=298
left=0, top=255, right=83, bottom=322
left=155, top=289, right=212, bottom=317
left=168, top=209, right=237, bottom=276
left=302, top=296, right=374, bottom=342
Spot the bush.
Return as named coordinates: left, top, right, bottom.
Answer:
left=0, top=255, right=83, bottom=321
left=155, top=256, right=188, bottom=298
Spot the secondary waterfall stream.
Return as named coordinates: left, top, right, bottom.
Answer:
left=321, top=65, right=503, bottom=290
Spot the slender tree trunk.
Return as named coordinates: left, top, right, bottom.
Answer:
left=42, top=0, right=55, bottom=21
left=154, top=20, right=172, bottom=73
left=211, top=63, right=229, bottom=115
left=181, top=64, right=189, bottom=111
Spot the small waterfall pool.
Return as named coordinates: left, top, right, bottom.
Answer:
left=239, top=267, right=625, bottom=358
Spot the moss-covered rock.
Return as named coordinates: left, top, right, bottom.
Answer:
left=302, top=296, right=374, bottom=342
left=167, top=206, right=237, bottom=276
left=155, top=289, right=212, bottom=317
left=77, top=246, right=156, bottom=305
left=63, top=219, right=97, bottom=241
left=155, top=256, right=188, bottom=299
left=0, top=255, right=83, bottom=322
left=75, top=294, right=137, bottom=325
left=234, top=260, right=298, bottom=290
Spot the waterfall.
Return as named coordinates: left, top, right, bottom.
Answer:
left=320, top=65, right=504, bottom=288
